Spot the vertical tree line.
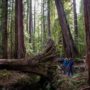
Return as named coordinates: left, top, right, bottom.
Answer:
left=2, top=0, right=8, bottom=58
left=84, top=0, right=90, bottom=85
left=47, top=0, right=51, bottom=37
left=42, top=0, right=46, bottom=45
left=29, top=0, right=33, bottom=43
left=55, top=0, right=78, bottom=58
left=15, top=0, right=25, bottom=59
left=0, top=0, right=87, bottom=60
left=73, top=0, right=78, bottom=44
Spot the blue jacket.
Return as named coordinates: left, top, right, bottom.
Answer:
left=63, top=59, right=69, bottom=67
left=68, top=59, right=74, bottom=69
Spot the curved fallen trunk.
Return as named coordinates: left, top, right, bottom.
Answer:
left=0, top=39, right=58, bottom=77
left=0, top=39, right=62, bottom=89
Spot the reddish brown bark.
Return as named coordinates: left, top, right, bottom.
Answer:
left=83, top=0, right=90, bottom=85
left=2, top=0, right=8, bottom=59
left=15, top=0, right=25, bottom=59
left=47, top=0, right=51, bottom=37
left=42, top=0, right=46, bottom=45
left=55, top=0, right=78, bottom=58
left=73, top=0, right=78, bottom=44
left=29, top=0, right=32, bottom=43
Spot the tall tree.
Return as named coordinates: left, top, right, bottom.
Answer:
left=0, top=0, right=3, bottom=57
left=42, top=0, right=46, bottom=45
left=47, top=0, right=51, bottom=37
left=2, top=0, right=8, bottom=58
left=73, top=0, right=78, bottom=44
left=29, top=0, right=32, bottom=43
left=55, top=0, right=78, bottom=57
left=41, top=0, right=43, bottom=48
left=33, top=1, right=36, bottom=52
left=83, top=0, right=90, bottom=85
left=15, top=0, right=25, bottom=59
left=26, top=0, right=29, bottom=32
left=9, top=0, right=15, bottom=58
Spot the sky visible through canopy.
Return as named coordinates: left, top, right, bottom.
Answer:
left=76, top=0, right=81, bottom=14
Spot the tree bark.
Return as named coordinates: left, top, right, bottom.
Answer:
left=73, top=0, right=78, bottom=44
left=83, top=0, right=90, bottom=85
left=26, top=0, right=29, bottom=32
left=42, top=0, right=46, bottom=45
left=55, top=0, right=78, bottom=58
left=33, top=1, right=36, bottom=52
left=29, top=0, right=33, bottom=43
left=2, top=0, right=8, bottom=59
left=15, top=0, right=25, bottom=59
left=47, top=0, right=51, bottom=37
left=10, top=0, right=14, bottom=58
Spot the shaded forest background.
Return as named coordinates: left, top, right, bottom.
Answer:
left=0, top=0, right=86, bottom=59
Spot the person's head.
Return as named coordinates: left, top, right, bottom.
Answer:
left=65, top=57, right=68, bottom=60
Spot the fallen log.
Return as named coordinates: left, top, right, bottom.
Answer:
left=0, top=39, right=62, bottom=89
left=0, top=39, right=57, bottom=77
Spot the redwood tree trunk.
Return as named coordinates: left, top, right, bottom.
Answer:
left=33, top=2, right=36, bottom=52
left=26, top=0, right=29, bottom=32
left=42, top=0, right=46, bottom=45
left=83, top=0, right=90, bottom=85
left=55, top=0, right=78, bottom=58
left=29, top=0, right=32, bottom=43
left=47, top=0, right=51, bottom=37
left=15, top=0, right=25, bottom=59
left=73, top=0, right=78, bottom=44
left=2, top=0, right=8, bottom=59
left=10, top=0, right=14, bottom=58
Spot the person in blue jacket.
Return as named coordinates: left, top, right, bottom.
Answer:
left=67, top=58, right=74, bottom=76
left=62, top=58, right=69, bottom=75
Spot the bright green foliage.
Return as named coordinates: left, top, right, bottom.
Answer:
left=77, top=0, right=86, bottom=56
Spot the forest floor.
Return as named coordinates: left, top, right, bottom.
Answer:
left=59, top=62, right=89, bottom=90
left=0, top=63, right=89, bottom=90
left=60, top=71, right=88, bottom=90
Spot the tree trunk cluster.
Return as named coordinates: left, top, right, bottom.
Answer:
left=84, top=0, right=90, bottom=85
left=55, top=0, right=78, bottom=58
